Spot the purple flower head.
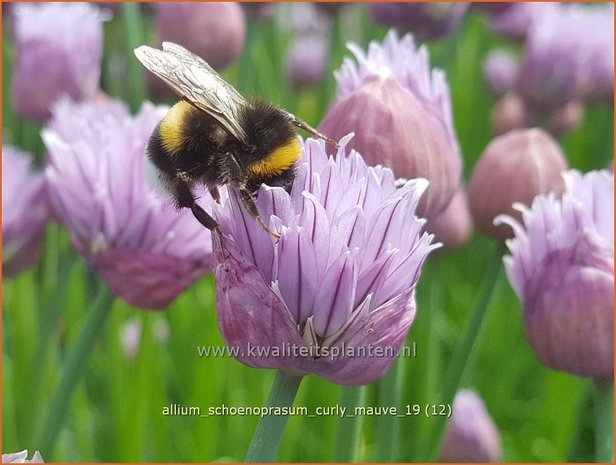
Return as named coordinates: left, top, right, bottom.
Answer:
left=2, top=146, right=49, bottom=277
left=468, top=128, right=568, bottom=241
left=573, top=4, right=614, bottom=104
left=285, top=36, right=329, bottom=90
left=333, top=31, right=459, bottom=147
left=319, top=30, right=462, bottom=218
left=483, top=50, right=519, bottom=99
left=490, top=93, right=529, bottom=136
left=547, top=100, right=584, bottom=137
left=487, top=2, right=554, bottom=41
left=11, top=2, right=107, bottom=122
left=283, top=3, right=330, bottom=90
left=288, top=2, right=330, bottom=36
left=154, top=2, right=245, bottom=71
left=43, top=98, right=213, bottom=310
left=213, top=136, right=438, bottom=385
left=369, top=3, right=469, bottom=42
left=517, top=3, right=614, bottom=112
left=439, top=390, right=502, bottom=462
left=497, top=170, right=614, bottom=379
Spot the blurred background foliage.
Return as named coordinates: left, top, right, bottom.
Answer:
left=2, top=2, right=613, bottom=462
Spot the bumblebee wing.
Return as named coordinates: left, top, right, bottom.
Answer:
left=134, top=43, right=249, bottom=143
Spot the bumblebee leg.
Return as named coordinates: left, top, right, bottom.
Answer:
left=226, top=155, right=280, bottom=241
left=175, top=181, right=228, bottom=257
left=175, top=182, right=216, bottom=228
left=238, top=186, right=281, bottom=241
left=190, top=203, right=218, bottom=230
left=189, top=204, right=228, bottom=259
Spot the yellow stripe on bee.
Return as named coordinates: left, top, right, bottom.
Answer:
left=247, top=137, right=301, bottom=178
left=159, top=101, right=193, bottom=155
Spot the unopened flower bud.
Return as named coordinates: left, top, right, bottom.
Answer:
left=439, top=390, right=502, bottom=462
left=548, top=100, right=584, bottom=137
left=426, top=188, right=472, bottom=251
left=468, top=128, right=568, bottom=240
left=490, top=93, right=529, bottom=136
left=483, top=50, right=518, bottom=99
left=285, top=36, right=328, bottom=90
left=154, top=3, right=245, bottom=71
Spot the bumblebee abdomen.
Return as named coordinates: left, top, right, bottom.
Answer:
left=246, top=137, right=301, bottom=178
left=241, top=100, right=301, bottom=187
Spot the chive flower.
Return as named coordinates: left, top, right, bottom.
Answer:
left=318, top=30, right=462, bottom=218
left=154, top=2, right=245, bottom=71
left=517, top=3, right=614, bottom=111
left=2, top=146, right=49, bottom=277
left=212, top=136, right=438, bottom=386
left=497, top=170, right=614, bottom=379
left=284, top=3, right=330, bottom=90
left=468, top=128, right=568, bottom=240
left=439, top=390, right=502, bottom=462
left=483, top=50, right=519, bottom=99
left=11, top=2, right=107, bottom=122
left=486, top=2, right=552, bottom=41
left=43, top=98, right=213, bottom=309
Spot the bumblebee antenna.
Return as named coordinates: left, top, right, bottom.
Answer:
left=286, top=112, right=340, bottom=149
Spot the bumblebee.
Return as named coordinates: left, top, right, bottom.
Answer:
left=134, top=42, right=338, bottom=239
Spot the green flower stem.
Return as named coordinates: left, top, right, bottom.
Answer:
left=37, top=284, right=115, bottom=458
left=333, top=386, right=367, bottom=462
left=31, top=252, right=77, bottom=434
left=416, top=259, right=445, bottom=460
left=427, top=243, right=504, bottom=461
left=122, top=3, right=147, bottom=111
left=245, top=370, right=303, bottom=463
left=594, top=380, right=614, bottom=462
left=426, top=259, right=443, bottom=413
left=375, top=358, right=405, bottom=461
